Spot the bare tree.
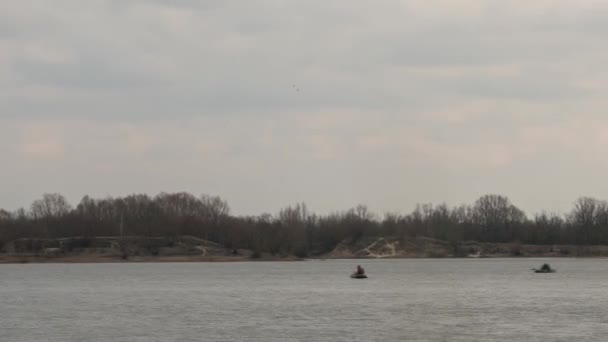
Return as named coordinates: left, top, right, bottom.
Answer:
left=200, top=195, right=230, bottom=225
left=0, top=209, right=10, bottom=221
left=30, top=193, right=72, bottom=219
left=569, top=197, right=605, bottom=227
left=569, top=197, right=608, bottom=244
left=473, top=195, right=526, bottom=225
left=471, top=194, right=526, bottom=242
left=155, top=192, right=201, bottom=218
left=354, top=204, right=375, bottom=221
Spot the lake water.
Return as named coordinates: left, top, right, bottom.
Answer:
left=1, top=258, right=607, bottom=341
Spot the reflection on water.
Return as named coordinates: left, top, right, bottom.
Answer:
left=1, top=258, right=607, bottom=341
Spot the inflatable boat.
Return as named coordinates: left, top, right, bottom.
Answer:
left=534, top=269, right=556, bottom=273
left=350, top=273, right=368, bottom=279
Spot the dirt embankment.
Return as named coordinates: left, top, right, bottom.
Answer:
left=326, top=236, right=608, bottom=258
left=0, top=236, right=293, bottom=263
left=4, top=235, right=608, bottom=263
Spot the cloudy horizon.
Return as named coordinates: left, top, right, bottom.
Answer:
left=2, top=1, right=608, bottom=216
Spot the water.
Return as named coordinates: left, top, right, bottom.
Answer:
left=1, top=258, right=607, bottom=341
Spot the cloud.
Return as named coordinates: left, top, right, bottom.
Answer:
left=2, top=1, right=608, bottom=215
left=2, top=0, right=604, bottom=118
left=17, top=123, right=66, bottom=160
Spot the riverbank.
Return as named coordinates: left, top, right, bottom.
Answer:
left=0, top=236, right=305, bottom=263
left=3, top=235, right=608, bottom=263
left=3, top=253, right=608, bottom=264
left=327, top=236, right=608, bottom=258
left=0, top=254, right=302, bottom=264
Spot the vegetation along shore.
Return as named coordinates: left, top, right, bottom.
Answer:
left=2, top=192, right=608, bottom=263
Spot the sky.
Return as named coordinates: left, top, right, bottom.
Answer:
left=2, top=0, right=608, bottom=216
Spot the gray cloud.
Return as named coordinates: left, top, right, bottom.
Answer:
left=2, top=1, right=608, bottom=215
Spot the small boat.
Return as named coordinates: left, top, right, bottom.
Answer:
left=534, top=269, right=556, bottom=273
left=351, top=264, right=367, bottom=279
left=533, top=263, right=555, bottom=273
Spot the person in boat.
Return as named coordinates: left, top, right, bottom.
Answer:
left=355, top=265, right=365, bottom=275
left=540, top=263, right=552, bottom=271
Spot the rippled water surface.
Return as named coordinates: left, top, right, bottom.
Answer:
left=1, top=258, right=608, bottom=341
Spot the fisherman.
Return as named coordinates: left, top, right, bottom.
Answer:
left=356, top=265, right=365, bottom=275
left=541, top=263, right=551, bottom=271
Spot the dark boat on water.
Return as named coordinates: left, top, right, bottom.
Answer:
left=351, top=264, right=367, bottom=279
left=534, top=269, right=556, bottom=273
left=533, top=263, right=556, bottom=273
left=350, top=273, right=368, bottom=279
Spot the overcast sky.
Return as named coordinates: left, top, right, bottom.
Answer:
left=2, top=0, right=608, bottom=216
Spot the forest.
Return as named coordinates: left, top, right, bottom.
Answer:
left=1, top=192, right=608, bottom=257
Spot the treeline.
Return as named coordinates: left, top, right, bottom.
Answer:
left=1, top=193, right=608, bottom=256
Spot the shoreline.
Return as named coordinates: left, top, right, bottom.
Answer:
left=1, top=254, right=607, bottom=264
left=0, top=255, right=304, bottom=264
left=5, top=236, right=608, bottom=264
